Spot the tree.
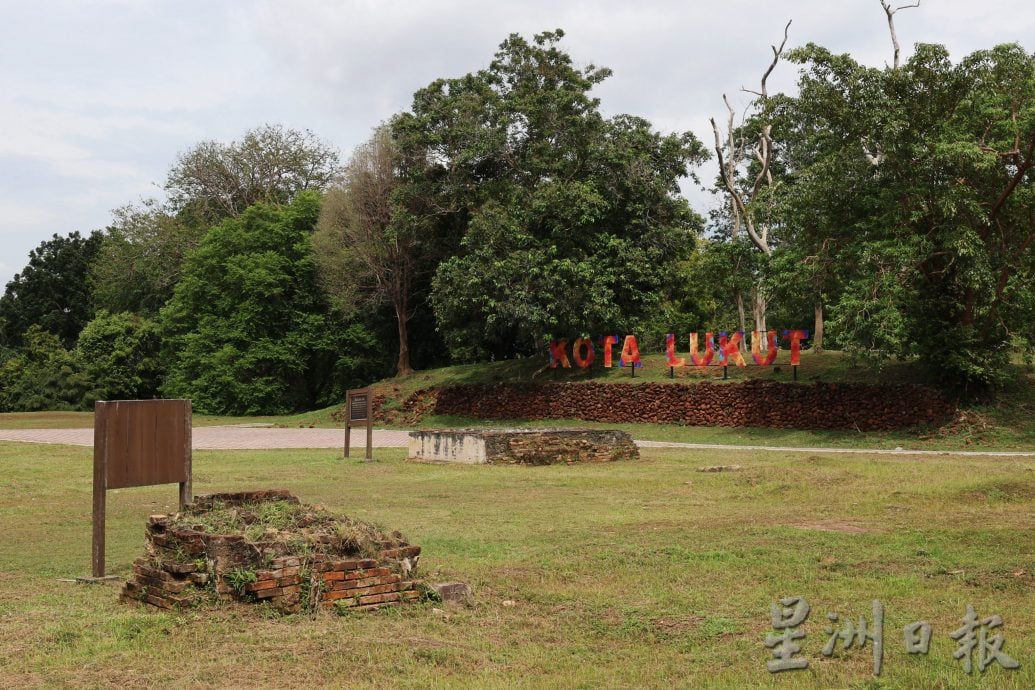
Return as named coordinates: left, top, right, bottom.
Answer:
left=75, top=310, right=161, bottom=405
left=90, top=201, right=207, bottom=317
left=313, top=126, right=423, bottom=375
left=392, top=30, right=708, bottom=359
left=0, top=325, right=84, bottom=412
left=781, top=41, right=1035, bottom=393
left=0, top=231, right=103, bottom=348
left=159, top=192, right=347, bottom=414
left=165, top=124, right=343, bottom=225
left=709, top=21, right=791, bottom=340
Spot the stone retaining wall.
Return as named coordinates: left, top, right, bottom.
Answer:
left=431, top=381, right=953, bottom=431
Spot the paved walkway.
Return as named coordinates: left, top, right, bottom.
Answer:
left=0, top=427, right=1032, bottom=457
left=0, top=426, right=411, bottom=450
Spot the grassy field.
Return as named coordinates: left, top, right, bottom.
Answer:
left=1, top=440, right=1032, bottom=688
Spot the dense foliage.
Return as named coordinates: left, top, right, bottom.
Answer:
left=778, top=42, right=1035, bottom=394
left=158, top=193, right=379, bottom=415
left=0, top=231, right=102, bottom=349
left=1, top=27, right=1032, bottom=412
left=393, top=30, right=708, bottom=360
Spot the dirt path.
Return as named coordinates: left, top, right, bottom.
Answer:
left=1, top=427, right=1032, bottom=457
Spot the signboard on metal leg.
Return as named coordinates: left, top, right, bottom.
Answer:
left=92, top=399, right=192, bottom=578
left=344, top=387, right=373, bottom=461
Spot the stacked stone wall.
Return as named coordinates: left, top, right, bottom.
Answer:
left=432, top=381, right=953, bottom=431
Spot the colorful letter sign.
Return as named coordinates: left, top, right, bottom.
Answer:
left=572, top=337, right=595, bottom=368
left=547, top=330, right=808, bottom=373
left=619, top=335, right=642, bottom=368
left=752, top=330, right=779, bottom=366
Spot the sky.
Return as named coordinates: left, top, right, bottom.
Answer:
left=2, top=0, right=1033, bottom=289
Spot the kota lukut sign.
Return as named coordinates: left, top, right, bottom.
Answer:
left=548, top=330, right=810, bottom=369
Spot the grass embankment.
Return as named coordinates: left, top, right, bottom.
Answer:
left=368, top=350, right=1035, bottom=452
left=0, top=441, right=1032, bottom=687
left=2, top=350, right=1033, bottom=452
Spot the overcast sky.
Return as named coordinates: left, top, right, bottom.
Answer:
left=2, top=0, right=1033, bottom=289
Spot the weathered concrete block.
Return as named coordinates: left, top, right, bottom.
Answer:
left=408, top=428, right=638, bottom=465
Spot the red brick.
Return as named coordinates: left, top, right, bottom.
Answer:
left=349, top=583, right=398, bottom=598
left=277, top=575, right=301, bottom=587
left=254, top=587, right=282, bottom=599
left=344, top=567, right=391, bottom=581
left=323, top=571, right=345, bottom=582
left=380, top=545, right=421, bottom=559
left=161, top=561, right=197, bottom=575
left=357, top=592, right=401, bottom=606
left=138, top=576, right=191, bottom=594
left=245, top=579, right=279, bottom=592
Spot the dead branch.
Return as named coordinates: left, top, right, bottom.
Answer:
left=880, top=0, right=920, bottom=68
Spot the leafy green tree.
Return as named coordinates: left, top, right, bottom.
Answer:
left=0, top=231, right=103, bottom=348
left=0, top=325, right=84, bottom=412
left=392, top=30, right=708, bottom=360
left=781, top=42, right=1035, bottom=393
left=75, top=311, right=161, bottom=405
left=159, top=192, right=349, bottom=414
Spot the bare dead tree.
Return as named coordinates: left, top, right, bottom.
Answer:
left=880, top=0, right=921, bottom=69
left=313, top=126, right=417, bottom=376
left=710, top=20, right=791, bottom=339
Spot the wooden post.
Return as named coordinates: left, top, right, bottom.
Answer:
left=365, top=393, right=373, bottom=461
left=343, top=418, right=351, bottom=458
left=179, top=403, right=193, bottom=510
left=92, top=404, right=108, bottom=577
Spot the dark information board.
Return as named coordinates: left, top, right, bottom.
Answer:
left=344, top=388, right=372, bottom=460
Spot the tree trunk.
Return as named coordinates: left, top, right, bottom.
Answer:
left=394, top=299, right=413, bottom=377
left=752, top=286, right=767, bottom=350
left=813, top=302, right=824, bottom=352
left=735, top=289, right=748, bottom=351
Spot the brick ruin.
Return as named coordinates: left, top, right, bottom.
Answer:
left=121, top=490, right=422, bottom=614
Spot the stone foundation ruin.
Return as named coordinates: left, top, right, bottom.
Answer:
left=121, top=490, right=422, bottom=613
left=408, top=428, right=639, bottom=465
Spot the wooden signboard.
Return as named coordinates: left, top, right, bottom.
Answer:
left=93, top=399, right=192, bottom=577
left=344, top=387, right=373, bottom=460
